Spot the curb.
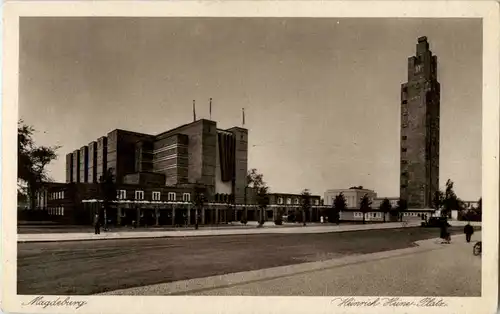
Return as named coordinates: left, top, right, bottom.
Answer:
left=98, top=232, right=479, bottom=296
left=17, top=223, right=423, bottom=243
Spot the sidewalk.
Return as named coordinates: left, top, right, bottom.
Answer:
left=100, top=231, right=481, bottom=296
left=18, top=221, right=423, bottom=243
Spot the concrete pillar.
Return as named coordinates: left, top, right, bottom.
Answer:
left=215, top=208, right=219, bottom=224
left=273, top=208, right=277, bottom=221
left=155, top=208, right=159, bottom=226
left=187, top=205, right=191, bottom=226
left=117, top=207, right=122, bottom=226
left=201, top=208, right=205, bottom=225
left=172, top=207, right=176, bottom=226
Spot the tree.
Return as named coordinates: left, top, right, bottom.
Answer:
left=359, top=194, right=372, bottom=224
left=246, top=168, right=263, bottom=222
left=441, top=179, right=461, bottom=218
left=247, top=169, right=265, bottom=188
left=396, top=198, right=408, bottom=222
left=192, top=184, right=206, bottom=230
left=467, top=197, right=482, bottom=221
left=256, top=185, right=269, bottom=227
left=18, top=120, right=60, bottom=211
left=247, top=169, right=269, bottom=226
left=301, top=189, right=312, bottom=226
left=99, top=168, right=117, bottom=228
left=379, top=198, right=392, bottom=223
left=332, top=193, right=347, bottom=224
left=274, top=207, right=284, bottom=225
left=432, top=190, right=444, bottom=217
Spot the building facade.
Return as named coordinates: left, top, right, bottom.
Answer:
left=35, top=118, right=334, bottom=226
left=28, top=119, right=250, bottom=225
left=64, top=119, right=248, bottom=204
left=34, top=183, right=329, bottom=226
left=400, top=36, right=441, bottom=209
left=324, top=188, right=377, bottom=208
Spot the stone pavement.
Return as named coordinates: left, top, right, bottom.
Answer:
left=18, top=221, right=422, bottom=242
left=100, top=232, right=481, bottom=296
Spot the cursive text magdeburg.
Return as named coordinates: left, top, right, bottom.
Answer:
left=22, top=296, right=87, bottom=309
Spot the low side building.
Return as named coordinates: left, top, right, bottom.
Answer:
left=372, top=197, right=399, bottom=209
left=462, top=200, right=480, bottom=210
left=36, top=182, right=222, bottom=226
left=38, top=184, right=328, bottom=226
left=338, top=208, right=433, bottom=223
left=323, top=189, right=433, bottom=222
left=244, top=189, right=323, bottom=222
left=324, top=188, right=377, bottom=208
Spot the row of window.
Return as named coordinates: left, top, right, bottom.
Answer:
left=277, top=197, right=320, bottom=205
left=49, top=191, right=65, bottom=200
left=214, top=194, right=234, bottom=203
left=353, top=212, right=383, bottom=218
left=403, top=212, right=421, bottom=217
left=351, top=212, right=423, bottom=218
left=117, top=190, right=191, bottom=202
left=48, top=207, right=65, bottom=216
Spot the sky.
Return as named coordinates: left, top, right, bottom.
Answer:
left=18, top=17, right=482, bottom=200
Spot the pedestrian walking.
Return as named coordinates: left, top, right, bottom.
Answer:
left=440, top=220, right=450, bottom=244
left=464, top=222, right=474, bottom=243
left=93, top=214, right=100, bottom=235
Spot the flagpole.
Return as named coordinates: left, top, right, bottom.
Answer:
left=209, top=98, right=212, bottom=120
left=193, top=100, right=196, bottom=122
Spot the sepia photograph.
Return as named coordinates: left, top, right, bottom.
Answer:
left=2, top=1, right=499, bottom=314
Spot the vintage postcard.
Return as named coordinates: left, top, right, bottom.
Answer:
left=2, top=1, right=499, bottom=314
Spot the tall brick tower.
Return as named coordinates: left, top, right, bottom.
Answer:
left=400, top=36, right=440, bottom=209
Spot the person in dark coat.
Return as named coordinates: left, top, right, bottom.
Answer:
left=440, top=220, right=450, bottom=244
left=464, top=223, right=474, bottom=243
left=93, top=214, right=100, bottom=235
left=439, top=221, right=446, bottom=240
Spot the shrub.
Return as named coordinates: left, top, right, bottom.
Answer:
left=459, top=210, right=481, bottom=222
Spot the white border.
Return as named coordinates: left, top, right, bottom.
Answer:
left=2, top=1, right=499, bottom=314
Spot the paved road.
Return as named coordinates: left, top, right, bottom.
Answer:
left=193, top=233, right=482, bottom=297
left=17, top=227, right=470, bottom=295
